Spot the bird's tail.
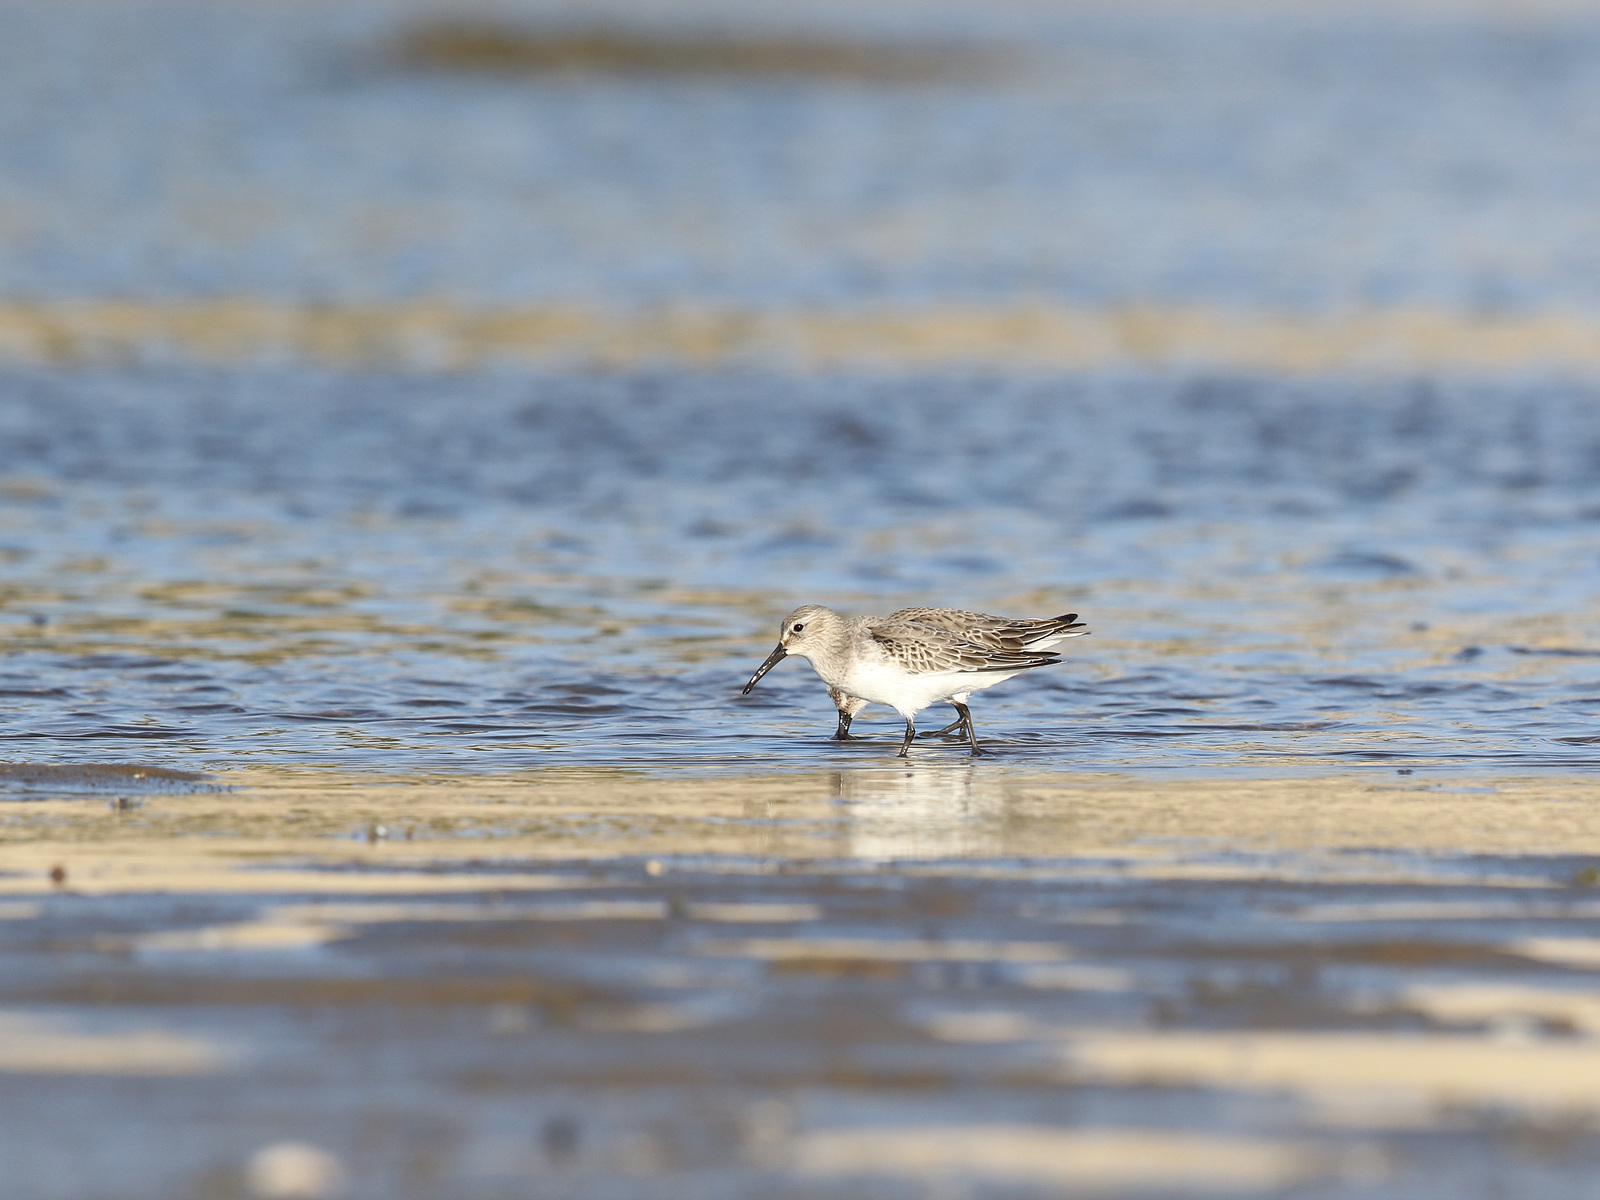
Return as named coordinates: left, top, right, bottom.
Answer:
left=998, top=612, right=1089, bottom=651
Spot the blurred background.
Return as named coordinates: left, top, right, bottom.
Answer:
left=9, top=1, right=1600, bottom=1197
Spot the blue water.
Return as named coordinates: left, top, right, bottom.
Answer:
left=1, top=1, right=1600, bottom=311
left=0, top=368, right=1597, bottom=775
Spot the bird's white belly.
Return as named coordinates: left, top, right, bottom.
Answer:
left=833, top=661, right=1018, bottom=717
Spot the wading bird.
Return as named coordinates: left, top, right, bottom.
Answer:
left=743, top=605, right=1088, bottom=756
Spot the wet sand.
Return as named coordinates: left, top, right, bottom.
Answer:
left=5, top=766, right=1600, bottom=1197
left=14, top=301, right=1600, bottom=372
left=10, top=766, right=1600, bottom=874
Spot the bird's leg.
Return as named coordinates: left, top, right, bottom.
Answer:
left=897, top=717, right=916, bottom=758
left=831, top=712, right=858, bottom=741
left=919, top=710, right=966, bottom=739
left=953, top=701, right=986, bottom=757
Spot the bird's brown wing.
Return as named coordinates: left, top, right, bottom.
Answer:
left=885, top=608, right=1086, bottom=651
left=888, top=606, right=1008, bottom=629
left=983, top=613, right=1088, bottom=647
left=867, top=619, right=1060, bottom=675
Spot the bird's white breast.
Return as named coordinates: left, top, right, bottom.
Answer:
left=835, top=660, right=1020, bottom=717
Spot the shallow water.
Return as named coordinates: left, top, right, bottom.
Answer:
left=1, top=368, right=1600, bottom=774
left=5, top=0, right=1600, bottom=312
left=4, top=365, right=1600, bottom=1196
left=8, top=0, right=1600, bottom=1196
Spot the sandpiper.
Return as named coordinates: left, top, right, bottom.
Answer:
left=743, top=605, right=1088, bottom=756
left=824, top=607, right=1089, bottom=742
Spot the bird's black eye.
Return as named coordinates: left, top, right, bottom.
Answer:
left=792, top=623, right=805, bottom=633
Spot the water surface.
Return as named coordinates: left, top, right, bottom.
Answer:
left=1, top=368, right=1598, bottom=775
left=7, top=0, right=1600, bottom=1195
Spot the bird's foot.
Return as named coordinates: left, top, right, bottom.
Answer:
left=830, top=732, right=861, bottom=742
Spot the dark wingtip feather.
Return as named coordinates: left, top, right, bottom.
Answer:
left=974, top=653, right=1062, bottom=673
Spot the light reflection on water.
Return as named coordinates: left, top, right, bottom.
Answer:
left=0, top=369, right=1598, bottom=775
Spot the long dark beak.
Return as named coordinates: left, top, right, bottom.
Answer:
left=742, top=644, right=788, bottom=694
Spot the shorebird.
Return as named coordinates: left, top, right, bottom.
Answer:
left=822, top=607, right=1089, bottom=742
left=742, top=605, right=1088, bottom=756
